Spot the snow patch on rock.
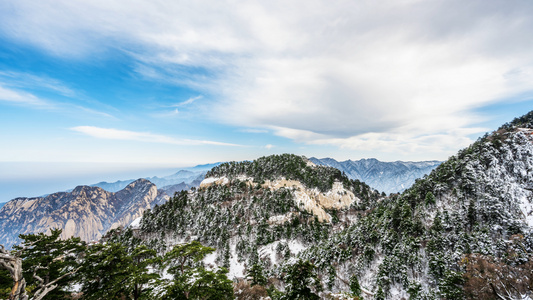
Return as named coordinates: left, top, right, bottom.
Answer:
left=129, top=216, right=142, bottom=229
left=199, top=177, right=230, bottom=188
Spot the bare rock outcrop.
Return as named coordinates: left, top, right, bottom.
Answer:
left=0, top=179, right=168, bottom=248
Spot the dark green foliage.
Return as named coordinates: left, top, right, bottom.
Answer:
left=467, top=199, right=476, bottom=228
left=506, top=110, right=533, bottom=129
left=349, top=274, right=361, bottom=297
left=425, top=191, right=435, bottom=205
left=0, top=269, right=12, bottom=299
left=79, top=242, right=159, bottom=300
left=374, top=286, right=385, bottom=300
left=14, top=228, right=85, bottom=300
left=281, top=259, right=322, bottom=300
left=247, top=263, right=267, bottom=287
left=162, top=241, right=233, bottom=300
left=439, top=271, right=465, bottom=300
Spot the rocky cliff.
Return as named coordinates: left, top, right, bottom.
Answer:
left=0, top=179, right=168, bottom=248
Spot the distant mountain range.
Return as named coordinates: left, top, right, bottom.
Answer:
left=89, top=162, right=222, bottom=193
left=309, top=157, right=441, bottom=194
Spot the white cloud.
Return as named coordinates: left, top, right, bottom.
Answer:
left=265, top=144, right=274, bottom=150
left=71, top=126, right=242, bottom=147
left=0, top=83, right=114, bottom=118
left=0, top=71, right=75, bottom=97
left=151, top=108, right=179, bottom=118
left=240, top=128, right=269, bottom=134
left=171, top=95, right=202, bottom=107
left=0, top=85, right=49, bottom=106
left=3, top=0, right=533, bottom=158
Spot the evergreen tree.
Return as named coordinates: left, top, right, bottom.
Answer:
left=14, top=228, right=85, bottom=300
left=247, top=263, right=267, bottom=287
left=0, top=269, right=11, bottom=299
left=162, top=241, right=233, bottom=300
left=79, top=242, right=159, bottom=300
left=425, top=192, right=436, bottom=205
left=374, top=286, right=385, bottom=300
left=349, top=274, right=361, bottom=298
left=281, top=259, right=321, bottom=300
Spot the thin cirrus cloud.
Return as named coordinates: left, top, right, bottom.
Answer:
left=1, top=1, right=533, bottom=159
left=71, top=126, right=242, bottom=147
left=0, top=71, right=75, bottom=97
left=0, top=82, right=114, bottom=119
left=0, top=85, right=50, bottom=107
left=171, top=95, right=202, bottom=107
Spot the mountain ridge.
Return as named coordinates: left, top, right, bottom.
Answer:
left=0, top=178, right=168, bottom=248
left=309, top=157, right=441, bottom=194
left=113, top=111, right=533, bottom=299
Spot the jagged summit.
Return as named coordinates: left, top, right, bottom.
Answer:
left=0, top=179, right=168, bottom=248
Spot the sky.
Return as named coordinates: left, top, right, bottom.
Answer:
left=0, top=0, right=533, bottom=201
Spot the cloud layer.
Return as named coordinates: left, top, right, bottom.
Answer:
left=2, top=0, right=533, bottom=158
left=71, top=126, right=241, bottom=147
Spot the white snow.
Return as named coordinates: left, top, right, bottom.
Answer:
left=268, top=213, right=294, bottom=225
left=519, top=195, right=533, bottom=227
left=199, top=176, right=230, bottom=188
left=128, top=216, right=142, bottom=229
left=287, top=239, right=306, bottom=255
left=228, top=242, right=245, bottom=278
left=203, top=252, right=217, bottom=269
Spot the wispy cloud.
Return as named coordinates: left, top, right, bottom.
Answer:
left=71, top=126, right=242, bottom=147
left=0, top=83, right=114, bottom=119
left=70, top=105, right=116, bottom=119
left=0, top=85, right=50, bottom=106
left=150, top=108, right=180, bottom=118
left=0, top=71, right=75, bottom=97
left=241, top=128, right=269, bottom=134
left=171, top=95, right=202, bottom=107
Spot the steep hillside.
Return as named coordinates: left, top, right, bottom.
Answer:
left=0, top=179, right=168, bottom=248
left=303, top=112, right=533, bottom=299
left=125, top=154, right=381, bottom=281
left=118, top=112, right=533, bottom=299
left=309, top=157, right=441, bottom=193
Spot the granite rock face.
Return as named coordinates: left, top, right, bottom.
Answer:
left=0, top=179, right=168, bottom=248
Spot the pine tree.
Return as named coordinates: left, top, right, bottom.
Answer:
left=425, top=191, right=436, bottom=205
left=349, top=274, right=362, bottom=298
left=162, top=241, right=233, bottom=299
left=247, top=263, right=267, bottom=287
left=281, top=259, right=322, bottom=300
left=14, top=228, right=85, bottom=300
left=79, top=242, right=159, bottom=300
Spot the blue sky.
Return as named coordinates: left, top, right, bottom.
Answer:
left=0, top=0, right=532, bottom=201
